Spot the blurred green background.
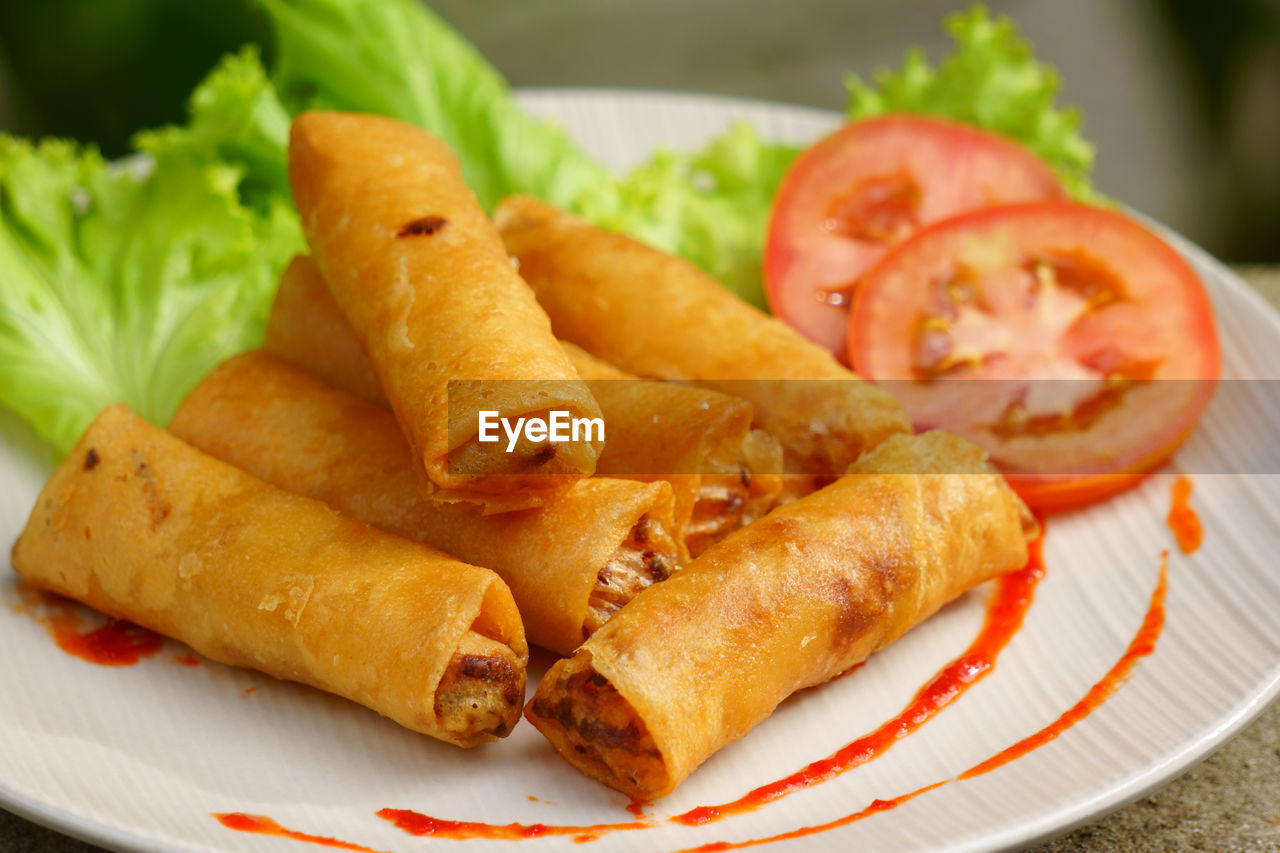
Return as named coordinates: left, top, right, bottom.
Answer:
left=0, top=0, right=1276, bottom=260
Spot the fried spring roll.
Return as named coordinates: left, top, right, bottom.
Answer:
left=525, top=432, right=1038, bottom=798
left=11, top=405, right=527, bottom=747
left=169, top=352, right=681, bottom=655
left=493, top=195, right=911, bottom=475
left=265, top=256, right=784, bottom=555
left=288, top=112, right=602, bottom=491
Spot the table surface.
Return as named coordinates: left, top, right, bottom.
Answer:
left=3, top=269, right=1277, bottom=852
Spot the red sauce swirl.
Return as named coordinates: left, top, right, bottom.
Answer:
left=377, top=808, right=648, bottom=842
left=215, top=814, right=384, bottom=852
left=1167, top=475, right=1202, bottom=554
left=680, top=551, right=1169, bottom=852
left=11, top=589, right=163, bottom=666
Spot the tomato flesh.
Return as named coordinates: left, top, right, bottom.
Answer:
left=849, top=202, right=1220, bottom=512
left=765, top=114, right=1066, bottom=359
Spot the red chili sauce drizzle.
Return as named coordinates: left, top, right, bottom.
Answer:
left=11, top=588, right=164, bottom=666
left=958, top=551, right=1168, bottom=779
left=55, top=620, right=163, bottom=667
left=215, top=814, right=386, bottom=853
left=377, top=809, right=649, bottom=843
left=7, top=586, right=213, bottom=667
left=679, top=551, right=1169, bottom=853
left=1167, top=475, right=1203, bottom=555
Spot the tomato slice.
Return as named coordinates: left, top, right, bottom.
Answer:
left=848, top=202, right=1220, bottom=513
left=765, top=114, right=1066, bottom=359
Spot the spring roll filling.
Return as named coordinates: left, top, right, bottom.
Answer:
left=684, top=465, right=785, bottom=558
left=584, top=514, right=677, bottom=638
left=529, top=665, right=664, bottom=794
left=684, top=432, right=785, bottom=556
left=683, top=474, right=750, bottom=558
left=436, top=630, right=525, bottom=740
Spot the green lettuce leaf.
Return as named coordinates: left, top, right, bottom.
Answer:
left=137, top=48, right=295, bottom=213
left=259, top=0, right=616, bottom=214
left=846, top=5, right=1098, bottom=200
left=587, top=123, right=800, bottom=307
left=0, top=56, right=301, bottom=456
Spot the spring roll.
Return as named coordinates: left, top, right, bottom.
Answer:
left=525, top=431, right=1037, bottom=799
left=494, top=195, right=911, bottom=475
left=265, top=256, right=784, bottom=555
left=288, top=112, right=602, bottom=491
left=10, top=405, right=527, bottom=746
left=169, top=352, right=681, bottom=656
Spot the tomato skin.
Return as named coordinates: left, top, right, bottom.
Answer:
left=1009, top=473, right=1152, bottom=514
left=848, top=202, right=1220, bottom=513
left=765, top=114, right=1066, bottom=359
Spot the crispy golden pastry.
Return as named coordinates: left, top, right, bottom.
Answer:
left=10, top=405, right=527, bottom=746
left=493, top=195, right=911, bottom=474
left=288, top=112, right=602, bottom=491
left=267, top=256, right=385, bottom=407
left=264, top=256, right=783, bottom=555
left=169, top=352, right=680, bottom=655
left=525, top=431, right=1038, bottom=799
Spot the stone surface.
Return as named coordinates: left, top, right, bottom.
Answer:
left=2, top=269, right=1278, bottom=850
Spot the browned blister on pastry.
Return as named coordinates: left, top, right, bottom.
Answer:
left=10, top=405, right=527, bottom=747
left=170, top=352, right=681, bottom=656
left=525, top=431, right=1037, bottom=799
left=493, top=195, right=911, bottom=475
left=288, top=112, right=602, bottom=493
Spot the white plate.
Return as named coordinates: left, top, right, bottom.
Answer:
left=2, top=90, right=1279, bottom=853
